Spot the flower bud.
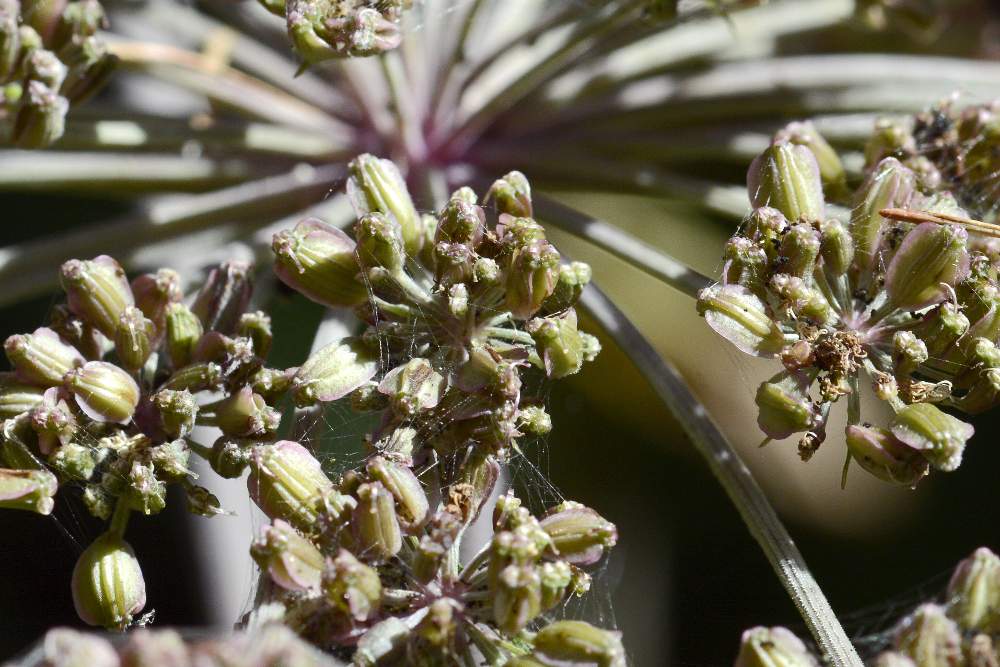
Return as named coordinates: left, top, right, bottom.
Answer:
left=412, top=511, right=460, bottom=584
left=506, top=239, right=560, bottom=320
left=5, top=327, right=85, bottom=386
left=60, top=35, right=116, bottom=105
left=348, top=153, right=422, bottom=253
left=12, top=81, right=68, bottom=148
left=890, top=403, right=973, bottom=472
left=518, top=405, right=552, bottom=436
left=493, top=564, right=542, bottom=634
left=184, top=484, right=223, bottom=517
left=947, top=547, right=1000, bottom=632
left=956, top=368, right=1000, bottom=415
left=895, top=604, right=962, bottom=667
left=819, top=219, right=854, bottom=277
left=378, top=358, right=445, bottom=416
left=865, top=116, right=916, bottom=165
left=82, top=484, right=113, bottom=520
left=776, top=121, right=847, bottom=198
left=130, top=268, right=182, bottom=331
left=541, top=262, right=592, bottom=316
left=755, top=374, right=818, bottom=440
left=850, top=158, right=916, bottom=274
left=71, top=532, right=146, bottom=630
left=272, top=218, right=366, bottom=308
left=210, top=436, right=253, bottom=479
left=292, top=337, right=379, bottom=407
left=323, top=548, right=382, bottom=622
left=249, top=440, right=334, bottom=531
left=160, top=362, right=221, bottom=392
left=487, top=171, right=533, bottom=217
left=437, top=197, right=485, bottom=246
left=49, top=442, right=97, bottom=481
left=747, top=141, right=824, bottom=223
left=0, top=373, right=46, bottom=418
left=768, top=274, right=832, bottom=324
left=115, top=306, right=155, bottom=372
left=916, top=302, right=970, bottom=359
left=434, top=241, right=475, bottom=286
left=367, top=456, right=428, bottom=532
left=539, top=560, right=573, bottom=611
left=697, top=284, right=785, bottom=357
left=779, top=223, right=822, bottom=279
left=539, top=501, right=617, bottom=566
left=64, top=361, right=139, bottom=424
left=191, top=261, right=253, bottom=334
left=150, top=388, right=197, bottom=439
left=123, top=460, right=166, bottom=515
left=41, top=628, right=119, bottom=667
left=356, top=212, right=405, bottom=272
left=893, top=331, right=928, bottom=378
left=352, top=481, right=403, bottom=562
left=845, top=424, right=927, bottom=486
left=164, top=302, right=202, bottom=369
left=60, top=255, right=133, bottom=338
left=251, top=518, right=324, bottom=592
left=884, top=223, right=970, bottom=312
left=531, top=621, right=626, bottom=667
left=150, top=439, right=191, bottom=481
left=0, top=468, right=57, bottom=514
left=734, top=626, right=818, bottom=667
left=527, top=311, right=587, bottom=379
left=202, top=386, right=280, bottom=437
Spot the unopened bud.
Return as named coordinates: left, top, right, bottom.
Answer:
left=115, top=306, right=155, bottom=372
left=850, top=158, right=916, bottom=274
left=0, top=373, right=46, bottom=418
left=378, top=357, right=445, bottom=415
left=164, top=303, right=202, bottom=369
left=539, top=560, right=573, bottom=611
left=487, top=171, right=533, bottom=217
left=210, top=436, right=253, bottom=479
left=235, top=311, right=273, bottom=359
left=845, top=424, right=927, bottom=486
left=531, top=621, right=626, bottom=667
left=748, top=141, right=824, bottom=223
left=249, top=440, right=333, bottom=531
left=323, top=548, right=382, bottom=621
left=5, top=327, right=85, bottom=386
left=734, top=626, right=818, bottom=667
left=150, top=439, right=191, bottom=481
left=49, top=442, right=97, bottom=481
left=272, top=218, right=366, bottom=308
left=367, top=456, right=428, bottom=532
left=895, top=604, right=962, bottom=667
left=0, top=468, right=57, bottom=514
left=518, top=405, right=552, bottom=436
left=540, top=501, right=617, bottom=566
left=355, top=212, right=405, bottom=272
left=697, top=285, right=785, bottom=357
left=755, top=374, right=818, bottom=440
left=527, top=311, right=586, bottom=379
left=71, top=532, right=146, bottom=631
left=292, top=337, right=378, bottom=406
left=352, top=481, right=402, bottom=562
left=779, top=223, right=821, bottom=279
left=191, top=261, right=253, bottom=335
left=12, top=81, right=68, bottom=148
left=160, top=362, right=221, bottom=392
left=60, top=255, right=133, bottom=338
left=251, top=518, right=324, bottom=592
left=130, top=269, right=181, bottom=331
left=947, top=547, right=1000, bottom=632
left=64, top=361, right=139, bottom=424
left=150, top=389, right=197, bottom=439
left=494, top=564, right=542, bottom=634
left=507, top=239, right=560, bottom=320
left=890, top=403, right=973, bottom=472
left=819, top=219, right=854, bottom=277
left=541, top=261, right=592, bottom=315
left=776, top=121, right=847, bottom=198
left=202, top=386, right=280, bottom=437
left=884, top=223, right=969, bottom=312
left=123, top=460, right=166, bottom=515
left=917, top=302, right=970, bottom=359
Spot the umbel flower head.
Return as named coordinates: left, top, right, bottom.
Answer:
left=698, top=102, right=1000, bottom=488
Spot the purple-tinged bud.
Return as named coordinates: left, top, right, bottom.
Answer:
left=734, top=626, right=818, bottom=667
left=947, top=547, right=1000, bottom=633
left=347, top=154, right=422, bottom=253
left=0, top=373, right=46, bottom=419
left=30, top=387, right=78, bottom=455
left=355, top=212, right=406, bottom=272
left=191, top=261, right=253, bottom=335
left=531, top=621, right=626, bottom=667
left=845, top=424, right=928, bottom=486
left=352, top=481, right=402, bottom=562
left=130, top=268, right=181, bottom=332
left=850, top=158, right=916, bottom=275
left=337, top=7, right=402, bottom=57
left=748, top=141, right=824, bottom=223
left=237, top=311, right=272, bottom=359
left=378, top=358, right=445, bottom=416
left=114, top=306, right=155, bottom=372
left=894, top=604, right=962, bottom=667
left=0, top=468, right=57, bottom=514
left=540, top=501, right=617, bottom=566
left=755, top=373, right=818, bottom=440
left=776, top=121, right=847, bottom=198
left=890, top=403, right=973, bottom=472
left=59, top=255, right=133, bottom=338
left=884, top=223, right=970, bottom=312
left=249, top=440, right=334, bottom=532
left=323, top=548, right=382, bottom=622
left=506, top=239, right=560, bottom=320
left=487, top=171, right=533, bottom=218
left=118, top=628, right=189, bottom=667
left=527, top=310, right=589, bottom=379
left=779, top=223, right=821, bottom=279
left=41, top=628, right=119, bottom=667
left=292, top=337, right=378, bottom=407
left=201, top=386, right=280, bottom=438
left=12, top=81, right=68, bottom=148
left=769, top=273, right=833, bottom=324
left=150, top=389, right=197, bottom=440
left=367, top=456, right=428, bottom=532
left=916, top=302, right=969, bottom=359
left=452, top=449, right=500, bottom=525
left=494, top=564, right=542, bottom=634
left=5, top=327, right=84, bottom=386
left=697, top=284, right=785, bottom=357
left=64, top=361, right=139, bottom=424
left=164, top=302, right=203, bottom=369
left=272, top=218, right=366, bottom=308
left=819, top=219, right=854, bottom=277
left=251, top=519, right=324, bottom=592
left=72, top=532, right=146, bottom=631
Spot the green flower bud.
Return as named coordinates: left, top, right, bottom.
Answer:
left=487, top=171, right=533, bottom=217
left=72, top=532, right=146, bottom=630
left=150, top=389, right=197, bottom=440
left=748, top=141, right=825, bottom=223
left=865, top=116, right=916, bottom=165
left=160, top=362, right=221, bottom=392
left=12, top=81, right=68, bottom=148
left=539, top=560, right=573, bottom=611
left=755, top=374, right=818, bottom=440
left=768, top=274, right=832, bottom=324
left=776, top=121, right=847, bottom=199
left=323, top=548, right=382, bottom=622
left=527, top=311, right=586, bottom=379
left=378, top=357, right=445, bottom=416
left=345, top=153, right=421, bottom=251
left=251, top=367, right=295, bottom=403
left=191, top=261, right=253, bottom=335
left=474, top=256, right=500, bottom=284
left=64, top=361, right=139, bottom=424
left=697, top=284, right=785, bottom=357
left=437, top=196, right=485, bottom=246
left=540, top=501, right=617, bottom=566
left=352, top=481, right=402, bottom=562
left=58, top=35, right=116, bottom=105
left=236, top=311, right=272, bottom=359
left=916, top=302, right=970, bottom=359
left=448, top=283, right=469, bottom=318
left=272, top=218, right=366, bottom=308
left=723, top=237, right=769, bottom=293
left=0, top=373, right=46, bottom=419
left=150, top=439, right=191, bottom=481
left=507, top=239, right=560, bottom=320
left=201, top=386, right=280, bottom=438
left=494, top=564, right=542, bottom=634
left=734, top=626, right=818, bottom=667
left=367, top=456, right=428, bottom=532
left=41, top=628, right=119, bottom=667
left=80, top=483, right=112, bottom=520
left=249, top=440, right=334, bottom=531
left=518, top=405, right=552, bottom=436
left=0, top=467, right=57, bottom=514
left=355, top=212, right=405, bottom=272
left=531, top=621, right=626, bottom=667
left=434, top=241, right=475, bottom=287
left=884, top=223, right=970, bottom=312
left=292, top=337, right=378, bottom=407
left=850, top=158, right=916, bottom=275
left=5, top=327, right=84, bottom=387
left=251, top=518, right=324, bottom=592
left=412, top=511, right=460, bottom=584
left=819, top=219, right=854, bottom=277
left=123, top=460, right=166, bottom=515
left=845, top=425, right=927, bottom=486
left=130, top=269, right=181, bottom=333
left=895, top=604, right=962, bottom=667
left=890, top=403, right=973, bottom=472
left=114, top=306, right=155, bottom=372
left=779, top=223, right=822, bottom=279
left=947, top=547, right=1000, bottom=633
left=956, top=368, right=1000, bottom=415
left=60, top=255, right=133, bottom=338
left=893, top=331, right=928, bottom=378
left=165, top=302, right=203, bottom=369
left=210, top=436, right=253, bottom=479
left=49, top=441, right=97, bottom=481
left=541, top=261, right=592, bottom=315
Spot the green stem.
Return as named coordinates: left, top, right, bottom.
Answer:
left=109, top=496, right=132, bottom=538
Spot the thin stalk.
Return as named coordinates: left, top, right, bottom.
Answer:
left=379, top=51, right=427, bottom=162
left=109, top=496, right=132, bottom=538
left=427, top=0, right=486, bottom=121
left=578, top=282, right=862, bottom=666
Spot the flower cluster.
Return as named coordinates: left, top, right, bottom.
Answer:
left=0, top=0, right=115, bottom=147
left=1, top=254, right=284, bottom=628
left=697, top=105, right=1000, bottom=487
left=257, top=0, right=411, bottom=65
left=734, top=546, right=1000, bottom=667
